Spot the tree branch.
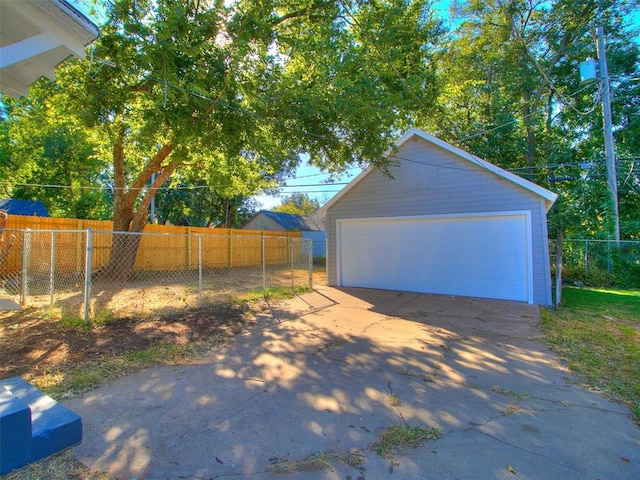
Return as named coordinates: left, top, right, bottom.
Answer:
left=131, top=158, right=180, bottom=232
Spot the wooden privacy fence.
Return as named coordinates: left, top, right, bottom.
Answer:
left=2, top=214, right=303, bottom=273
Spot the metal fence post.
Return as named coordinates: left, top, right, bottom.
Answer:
left=20, top=228, right=31, bottom=306
left=198, top=234, right=203, bottom=308
left=290, top=238, right=294, bottom=289
left=83, top=227, right=93, bottom=325
left=49, top=231, right=55, bottom=307
left=308, top=239, right=313, bottom=288
left=555, top=231, right=563, bottom=307
left=584, top=239, right=589, bottom=275
left=262, top=234, right=266, bottom=291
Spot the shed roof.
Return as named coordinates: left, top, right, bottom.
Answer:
left=319, top=129, right=558, bottom=213
left=251, top=210, right=322, bottom=231
left=0, top=199, right=50, bottom=217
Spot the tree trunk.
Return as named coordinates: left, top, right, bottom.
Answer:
left=223, top=198, right=237, bottom=228
left=522, top=89, right=536, bottom=180
left=103, top=134, right=176, bottom=281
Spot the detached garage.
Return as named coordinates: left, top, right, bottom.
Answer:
left=321, top=129, right=558, bottom=305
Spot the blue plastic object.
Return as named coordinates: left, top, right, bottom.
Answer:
left=0, top=377, right=82, bottom=475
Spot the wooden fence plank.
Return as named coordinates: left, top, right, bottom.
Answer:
left=2, top=214, right=303, bottom=273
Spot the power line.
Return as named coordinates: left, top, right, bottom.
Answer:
left=0, top=180, right=351, bottom=191
left=5, top=10, right=631, bottom=200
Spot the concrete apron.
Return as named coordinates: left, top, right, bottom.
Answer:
left=65, top=287, right=640, bottom=480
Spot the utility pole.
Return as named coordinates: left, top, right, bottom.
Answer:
left=594, top=26, right=620, bottom=243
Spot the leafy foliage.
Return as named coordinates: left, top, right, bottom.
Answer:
left=0, top=82, right=110, bottom=219
left=0, top=0, right=443, bottom=277
left=421, top=0, right=640, bottom=239
left=272, top=193, right=320, bottom=215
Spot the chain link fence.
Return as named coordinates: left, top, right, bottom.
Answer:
left=0, top=229, right=313, bottom=322
left=550, top=238, right=640, bottom=290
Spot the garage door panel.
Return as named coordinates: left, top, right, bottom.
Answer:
left=338, top=214, right=531, bottom=302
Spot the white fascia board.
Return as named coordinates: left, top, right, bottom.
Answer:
left=52, top=0, right=101, bottom=41
left=0, top=33, right=64, bottom=69
left=19, top=1, right=94, bottom=58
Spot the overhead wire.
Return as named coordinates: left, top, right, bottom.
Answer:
left=6, top=3, right=635, bottom=203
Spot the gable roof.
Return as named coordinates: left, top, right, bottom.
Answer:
left=319, top=129, right=558, bottom=213
left=0, top=199, right=50, bottom=217
left=253, top=210, right=322, bottom=231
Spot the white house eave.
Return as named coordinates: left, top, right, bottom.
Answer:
left=0, top=0, right=100, bottom=99
left=319, top=129, right=558, bottom=214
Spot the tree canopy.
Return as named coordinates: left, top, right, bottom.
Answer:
left=272, top=193, right=320, bottom=215
left=419, top=0, right=640, bottom=239
left=1, top=0, right=639, bottom=244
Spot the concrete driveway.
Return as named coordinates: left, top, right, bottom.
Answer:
left=65, top=287, right=640, bottom=480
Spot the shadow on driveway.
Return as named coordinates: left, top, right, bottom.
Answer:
left=65, top=287, right=640, bottom=480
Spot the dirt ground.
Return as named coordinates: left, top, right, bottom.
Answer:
left=0, top=266, right=327, bottom=386
left=0, top=302, right=257, bottom=382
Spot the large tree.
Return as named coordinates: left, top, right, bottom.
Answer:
left=48, top=0, right=443, bottom=278
left=422, top=0, right=640, bottom=238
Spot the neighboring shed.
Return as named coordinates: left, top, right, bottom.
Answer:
left=243, top=211, right=311, bottom=232
left=320, top=129, right=558, bottom=305
left=0, top=199, right=50, bottom=217
left=243, top=210, right=326, bottom=258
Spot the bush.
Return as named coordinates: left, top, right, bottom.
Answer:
left=561, top=265, right=616, bottom=288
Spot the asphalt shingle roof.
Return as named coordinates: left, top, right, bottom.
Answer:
left=259, top=210, right=322, bottom=231
left=0, top=199, right=50, bottom=217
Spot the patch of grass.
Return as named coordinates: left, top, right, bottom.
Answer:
left=59, top=314, right=90, bottom=330
left=242, top=285, right=313, bottom=303
left=92, top=308, right=117, bottom=326
left=339, top=453, right=365, bottom=467
left=542, top=287, right=640, bottom=422
left=1, top=448, right=109, bottom=480
left=125, top=341, right=206, bottom=364
left=266, top=452, right=334, bottom=473
left=388, top=393, right=402, bottom=407
left=66, top=370, right=105, bottom=391
left=29, top=339, right=222, bottom=399
left=369, top=424, right=441, bottom=458
left=490, top=386, right=531, bottom=401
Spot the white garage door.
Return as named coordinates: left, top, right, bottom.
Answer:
left=337, top=212, right=532, bottom=302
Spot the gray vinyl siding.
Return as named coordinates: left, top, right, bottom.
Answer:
left=326, top=137, right=553, bottom=305
left=242, top=214, right=285, bottom=232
